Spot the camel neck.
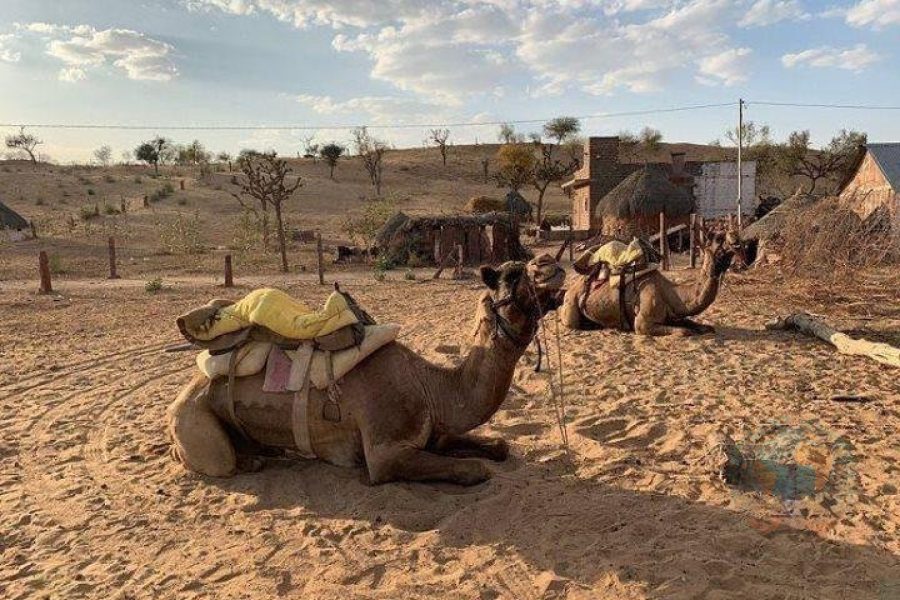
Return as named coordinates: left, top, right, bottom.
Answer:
left=679, top=260, right=721, bottom=316
left=429, top=319, right=527, bottom=435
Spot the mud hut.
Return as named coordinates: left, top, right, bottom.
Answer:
left=505, top=191, right=533, bottom=221
left=594, top=164, right=694, bottom=237
left=376, top=212, right=531, bottom=267
left=1, top=200, right=30, bottom=241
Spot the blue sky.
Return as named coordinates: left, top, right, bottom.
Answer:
left=0, top=0, right=898, bottom=162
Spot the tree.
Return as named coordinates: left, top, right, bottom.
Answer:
left=725, top=120, right=771, bottom=148
left=429, top=128, right=451, bottom=166
left=341, top=197, right=396, bottom=261
left=493, top=143, right=536, bottom=193
left=543, top=116, right=581, bottom=146
left=618, top=128, right=664, bottom=161
left=233, top=152, right=302, bottom=272
left=638, top=127, right=663, bottom=153
left=93, top=145, right=112, bottom=167
left=779, top=129, right=866, bottom=194
left=135, top=137, right=171, bottom=175
left=5, top=127, right=42, bottom=164
left=498, top=122, right=523, bottom=144
left=530, top=140, right=579, bottom=225
left=217, top=151, right=233, bottom=172
left=353, top=127, right=388, bottom=196
left=319, top=143, right=346, bottom=179
left=301, top=134, right=319, bottom=161
left=176, top=140, right=211, bottom=166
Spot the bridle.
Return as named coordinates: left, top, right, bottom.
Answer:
left=485, top=269, right=554, bottom=372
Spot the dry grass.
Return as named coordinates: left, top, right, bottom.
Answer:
left=779, top=196, right=899, bottom=286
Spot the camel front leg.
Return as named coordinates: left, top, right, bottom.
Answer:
left=431, top=433, right=509, bottom=462
left=364, top=445, right=492, bottom=486
left=634, top=313, right=692, bottom=337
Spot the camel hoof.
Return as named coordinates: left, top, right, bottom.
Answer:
left=455, top=460, right=492, bottom=486
left=236, top=455, right=265, bottom=473
left=484, top=439, right=509, bottom=462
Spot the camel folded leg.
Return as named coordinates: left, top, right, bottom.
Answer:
left=671, top=318, right=715, bottom=334
left=364, top=445, right=492, bottom=486
left=168, top=375, right=237, bottom=477
left=634, top=314, right=693, bottom=337
left=431, top=433, right=509, bottom=462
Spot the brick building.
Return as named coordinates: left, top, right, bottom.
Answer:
left=839, top=143, right=900, bottom=219
left=563, top=137, right=757, bottom=233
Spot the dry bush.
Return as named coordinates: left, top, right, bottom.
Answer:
left=465, top=195, right=505, bottom=214
left=779, top=196, right=899, bottom=283
left=158, top=212, right=205, bottom=255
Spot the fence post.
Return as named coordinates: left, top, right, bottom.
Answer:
left=568, top=220, right=574, bottom=261
left=179, top=179, right=185, bottom=191
left=108, top=237, right=120, bottom=279
left=689, top=213, right=697, bottom=269
left=659, top=212, right=668, bottom=270
left=453, top=244, right=464, bottom=279
left=224, top=254, right=233, bottom=287
left=38, top=251, right=52, bottom=294
left=316, top=231, right=325, bottom=285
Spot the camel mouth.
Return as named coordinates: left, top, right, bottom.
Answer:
left=527, top=254, right=566, bottom=292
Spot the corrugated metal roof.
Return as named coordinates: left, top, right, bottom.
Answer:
left=867, top=143, right=900, bottom=191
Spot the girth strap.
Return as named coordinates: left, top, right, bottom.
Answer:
left=291, top=345, right=316, bottom=458
left=225, top=348, right=249, bottom=438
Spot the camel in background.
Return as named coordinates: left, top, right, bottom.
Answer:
left=560, top=229, right=738, bottom=336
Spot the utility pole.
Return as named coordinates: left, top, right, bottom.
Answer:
left=737, top=98, right=744, bottom=230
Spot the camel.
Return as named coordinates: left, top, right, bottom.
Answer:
left=168, top=256, right=565, bottom=486
left=559, top=229, right=738, bottom=336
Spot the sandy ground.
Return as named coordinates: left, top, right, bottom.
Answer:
left=1, top=266, right=899, bottom=599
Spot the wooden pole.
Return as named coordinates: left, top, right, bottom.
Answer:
left=316, top=231, right=325, bottom=285
left=689, top=213, right=697, bottom=269
left=452, top=244, right=464, bottom=279
left=179, top=179, right=185, bottom=191
left=38, top=251, right=52, bottom=294
left=766, top=313, right=900, bottom=368
left=659, top=212, right=668, bottom=270
left=107, top=237, right=120, bottom=279
left=224, top=254, right=233, bottom=287
left=568, top=221, right=574, bottom=261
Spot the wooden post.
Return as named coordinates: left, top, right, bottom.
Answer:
left=224, top=254, right=233, bottom=287
left=452, top=244, right=464, bottom=279
left=107, top=237, right=120, bottom=279
left=568, top=221, right=574, bottom=261
left=38, top=251, right=52, bottom=294
left=689, top=213, right=697, bottom=269
left=143, top=195, right=149, bottom=208
left=316, top=231, right=325, bottom=285
left=179, top=179, right=185, bottom=191
left=659, top=212, right=668, bottom=270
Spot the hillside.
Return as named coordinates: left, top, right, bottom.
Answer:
left=0, top=141, right=728, bottom=280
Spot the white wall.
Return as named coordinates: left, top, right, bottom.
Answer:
left=694, top=162, right=757, bottom=218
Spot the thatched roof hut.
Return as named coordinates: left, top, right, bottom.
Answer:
left=376, top=211, right=531, bottom=267
left=1, top=200, right=29, bottom=230
left=505, top=191, right=533, bottom=220
left=595, top=164, right=694, bottom=236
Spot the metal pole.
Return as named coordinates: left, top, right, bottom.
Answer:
left=737, top=98, right=744, bottom=230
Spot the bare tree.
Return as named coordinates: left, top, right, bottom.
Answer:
left=353, top=127, right=387, bottom=196
left=301, top=134, right=319, bottom=162
left=93, top=145, right=113, bottom=167
left=429, top=128, right=450, bottom=166
left=498, top=122, right=522, bottom=144
left=780, top=129, right=866, bottom=195
left=232, top=152, right=302, bottom=272
left=530, top=140, right=579, bottom=225
left=5, top=127, right=42, bottom=165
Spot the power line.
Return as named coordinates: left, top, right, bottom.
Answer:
left=748, top=101, right=900, bottom=110
left=2, top=100, right=897, bottom=133
left=0, top=102, right=735, bottom=132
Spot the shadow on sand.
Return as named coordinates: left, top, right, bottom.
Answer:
left=208, top=451, right=900, bottom=599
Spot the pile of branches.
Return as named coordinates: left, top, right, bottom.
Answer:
left=779, top=196, right=899, bottom=282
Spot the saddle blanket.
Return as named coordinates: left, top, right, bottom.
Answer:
left=196, top=324, right=401, bottom=390
left=178, top=288, right=359, bottom=343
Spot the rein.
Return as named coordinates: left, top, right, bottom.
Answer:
left=487, top=274, right=544, bottom=371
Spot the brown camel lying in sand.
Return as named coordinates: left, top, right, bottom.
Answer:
left=560, top=229, right=737, bottom=336
left=168, top=257, right=565, bottom=485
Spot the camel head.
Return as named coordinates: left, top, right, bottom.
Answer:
left=478, top=255, right=565, bottom=346
left=697, top=227, right=740, bottom=277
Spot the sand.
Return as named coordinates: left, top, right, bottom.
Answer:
left=1, top=268, right=899, bottom=599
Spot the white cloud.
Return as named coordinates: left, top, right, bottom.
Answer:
left=739, top=0, right=809, bottom=27
left=696, top=47, right=752, bottom=86
left=192, top=0, right=765, bottom=99
left=782, top=44, right=881, bottom=71
left=58, top=67, right=87, bottom=82
left=844, top=0, right=900, bottom=28
left=7, top=23, right=177, bottom=81
left=0, top=33, right=21, bottom=62
left=294, top=94, right=441, bottom=123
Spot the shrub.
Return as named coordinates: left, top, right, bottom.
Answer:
left=145, top=278, right=163, bottom=293
left=158, top=212, right=205, bottom=255
left=177, top=197, right=187, bottom=206
left=79, top=205, right=98, bottom=221
left=86, top=188, right=96, bottom=196
left=48, top=255, right=67, bottom=275
left=373, top=269, right=386, bottom=282
left=464, top=195, right=506, bottom=214
left=374, top=253, right=395, bottom=271
left=35, top=198, right=45, bottom=206
left=404, top=269, right=416, bottom=281
left=103, top=174, right=116, bottom=183
left=104, top=203, right=119, bottom=215
left=133, top=175, right=142, bottom=184
left=161, top=182, right=175, bottom=195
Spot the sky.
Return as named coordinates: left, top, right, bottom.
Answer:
left=0, top=0, right=898, bottom=163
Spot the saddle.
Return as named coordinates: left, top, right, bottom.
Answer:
left=177, top=287, right=389, bottom=457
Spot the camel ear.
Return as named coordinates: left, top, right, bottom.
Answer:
left=480, top=266, right=500, bottom=290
